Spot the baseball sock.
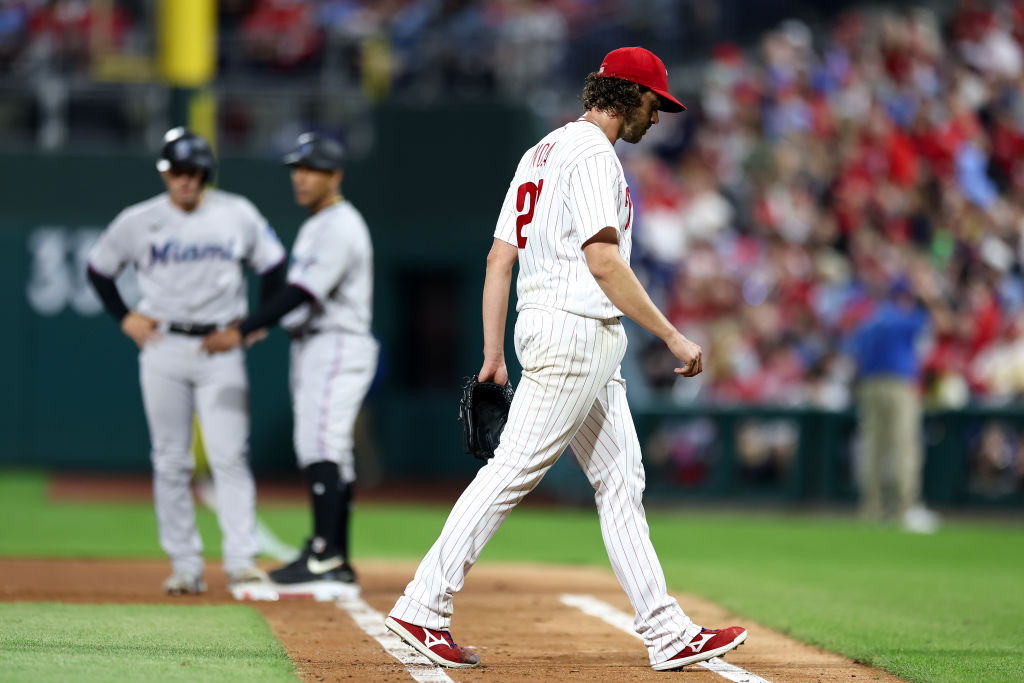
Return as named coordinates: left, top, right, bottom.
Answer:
left=304, top=461, right=341, bottom=558
left=335, top=481, right=352, bottom=563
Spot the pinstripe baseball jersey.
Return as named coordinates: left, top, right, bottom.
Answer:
left=88, top=189, right=285, bottom=324
left=494, top=118, right=633, bottom=319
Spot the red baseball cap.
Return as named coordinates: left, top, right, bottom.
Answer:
left=597, top=46, right=686, bottom=112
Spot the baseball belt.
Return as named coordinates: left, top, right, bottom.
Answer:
left=168, top=322, right=219, bottom=336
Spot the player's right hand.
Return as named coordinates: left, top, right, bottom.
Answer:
left=478, top=357, right=509, bottom=386
left=666, top=332, right=703, bottom=377
left=121, top=312, right=161, bottom=349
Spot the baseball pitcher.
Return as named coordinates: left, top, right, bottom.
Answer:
left=385, top=47, right=748, bottom=670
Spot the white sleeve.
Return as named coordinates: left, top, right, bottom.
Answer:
left=493, top=177, right=519, bottom=247
left=87, top=210, right=133, bottom=277
left=567, top=152, right=620, bottom=245
left=241, top=199, right=286, bottom=273
left=287, top=223, right=352, bottom=302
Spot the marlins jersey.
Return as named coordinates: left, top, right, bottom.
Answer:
left=89, top=189, right=286, bottom=324
left=281, top=200, right=373, bottom=336
left=494, top=118, right=633, bottom=319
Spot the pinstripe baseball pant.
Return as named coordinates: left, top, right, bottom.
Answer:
left=390, top=305, right=700, bottom=664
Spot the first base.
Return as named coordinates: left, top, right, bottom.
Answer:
left=231, top=580, right=361, bottom=602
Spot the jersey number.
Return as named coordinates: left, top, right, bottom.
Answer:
left=515, top=180, right=544, bottom=248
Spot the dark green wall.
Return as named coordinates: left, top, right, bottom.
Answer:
left=3, top=102, right=537, bottom=477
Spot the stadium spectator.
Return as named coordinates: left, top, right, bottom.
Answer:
left=849, top=272, right=949, bottom=533
left=26, top=0, right=131, bottom=73
left=0, top=1, right=30, bottom=71
left=241, top=0, right=323, bottom=72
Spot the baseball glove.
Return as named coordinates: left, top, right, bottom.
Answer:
left=459, top=376, right=515, bottom=461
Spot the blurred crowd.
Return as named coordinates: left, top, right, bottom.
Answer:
left=0, top=0, right=634, bottom=94
left=625, top=1, right=1024, bottom=411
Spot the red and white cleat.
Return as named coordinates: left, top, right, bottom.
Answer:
left=384, top=616, right=480, bottom=668
left=652, top=626, right=748, bottom=671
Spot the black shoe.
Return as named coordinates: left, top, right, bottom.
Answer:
left=268, top=538, right=313, bottom=582
left=269, top=540, right=357, bottom=585
left=336, top=561, right=357, bottom=584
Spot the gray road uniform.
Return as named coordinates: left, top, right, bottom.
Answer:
left=282, top=199, right=378, bottom=481
left=88, top=188, right=286, bottom=579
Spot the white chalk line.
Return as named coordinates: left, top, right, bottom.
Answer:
left=335, top=591, right=769, bottom=682
left=560, top=593, right=772, bottom=683
left=336, top=596, right=454, bottom=683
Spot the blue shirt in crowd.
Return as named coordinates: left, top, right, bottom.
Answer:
left=852, top=302, right=929, bottom=380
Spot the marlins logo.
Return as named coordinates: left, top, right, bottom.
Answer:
left=149, top=239, right=237, bottom=266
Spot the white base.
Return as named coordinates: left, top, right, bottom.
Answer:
left=231, top=580, right=360, bottom=602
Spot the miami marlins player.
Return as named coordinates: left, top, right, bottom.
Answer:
left=384, top=47, right=748, bottom=670
left=202, top=132, right=378, bottom=601
left=87, top=127, right=286, bottom=596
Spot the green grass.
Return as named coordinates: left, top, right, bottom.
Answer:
left=0, top=472, right=311, bottom=559
left=0, top=603, right=294, bottom=682
left=2, top=470, right=1023, bottom=682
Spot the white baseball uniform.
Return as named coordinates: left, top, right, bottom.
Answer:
left=281, top=199, right=378, bottom=480
left=390, top=119, right=701, bottom=664
left=88, top=188, right=286, bottom=578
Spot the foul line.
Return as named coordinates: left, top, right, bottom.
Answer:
left=560, top=594, right=772, bottom=683
left=337, top=596, right=453, bottom=683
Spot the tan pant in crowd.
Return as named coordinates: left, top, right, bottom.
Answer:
left=856, top=376, right=923, bottom=520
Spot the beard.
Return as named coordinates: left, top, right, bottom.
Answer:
left=620, top=112, right=651, bottom=143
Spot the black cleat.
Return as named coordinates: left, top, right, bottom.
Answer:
left=268, top=539, right=357, bottom=585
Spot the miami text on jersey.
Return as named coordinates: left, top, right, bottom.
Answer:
left=149, top=239, right=237, bottom=266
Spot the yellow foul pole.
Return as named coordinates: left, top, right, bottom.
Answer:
left=158, top=0, right=217, bottom=145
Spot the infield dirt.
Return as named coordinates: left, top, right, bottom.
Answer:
left=0, top=558, right=902, bottom=682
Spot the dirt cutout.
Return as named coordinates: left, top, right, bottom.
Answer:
left=0, top=558, right=900, bottom=682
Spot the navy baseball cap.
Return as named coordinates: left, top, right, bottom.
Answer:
left=283, top=133, right=344, bottom=172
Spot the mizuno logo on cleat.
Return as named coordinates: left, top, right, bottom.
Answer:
left=422, top=630, right=447, bottom=650
left=686, top=631, right=715, bottom=653
left=306, top=556, right=343, bottom=574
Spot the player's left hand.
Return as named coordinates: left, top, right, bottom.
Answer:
left=201, top=327, right=243, bottom=354
left=666, top=332, right=703, bottom=377
left=243, top=328, right=268, bottom=348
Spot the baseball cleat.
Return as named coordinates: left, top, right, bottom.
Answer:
left=229, top=566, right=269, bottom=585
left=652, top=626, right=748, bottom=671
left=267, top=538, right=358, bottom=584
left=162, top=573, right=206, bottom=596
left=227, top=566, right=270, bottom=600
left=384, top=616, right=480, bottom=669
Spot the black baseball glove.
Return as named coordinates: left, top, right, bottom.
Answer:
left=459, top=376, right=515, bottom=461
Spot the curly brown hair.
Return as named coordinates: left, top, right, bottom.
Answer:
left=580, top=73, right=646, bottom=116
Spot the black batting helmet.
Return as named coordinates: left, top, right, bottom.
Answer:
left=156, top=127, right=216, bottom=182
left=282, top=132, right=344, bottom=172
